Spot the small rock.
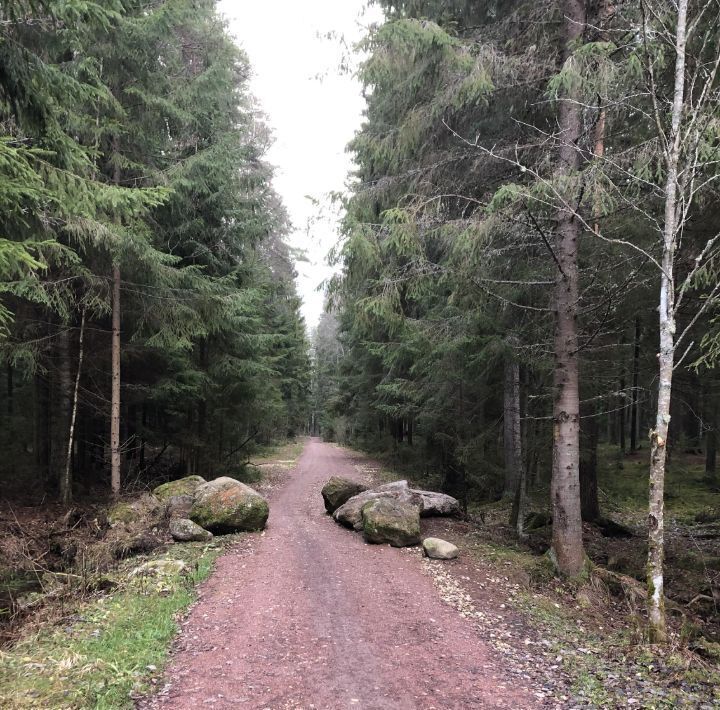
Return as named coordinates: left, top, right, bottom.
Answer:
left=129, top=559, right=188, bottom=578
left=169, top=518, right=213, bottom=542
left=423, top=537, right=459, bottom=560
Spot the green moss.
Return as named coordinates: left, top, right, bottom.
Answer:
left=0, top=540, right=232, bottom=709
left=152, top=475, right=206, bottom=502
left=190, top=494, right=268, bottom=533
left=107, top=502, right=140, bottom=526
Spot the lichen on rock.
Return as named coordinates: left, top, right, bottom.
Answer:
left=190, top=477, right=269, bottom=534
left=153, top=475, right=207, bottom=502
left=361, top=498, right=421, bottom=547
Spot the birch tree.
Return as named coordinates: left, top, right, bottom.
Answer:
left=639, top=0, right=720, bottom=643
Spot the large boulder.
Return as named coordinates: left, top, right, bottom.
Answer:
left=412, top=489, right=461, bottom=517
left=107, top=494, right=161, bottom=528
left=190, top=477, right=269, bottom=534
left=321, top=477, right=367, bottom=514
left=422, top=537, right=459, bottom=560
left=153, top=475, right=206, bottom=502
left=169, top=518, right=213, bottom=543
left=362, top=498, right=421, bottom=547
left=333, top=481, right=423, bottom=530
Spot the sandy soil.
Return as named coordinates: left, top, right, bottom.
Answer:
left=139, top=439, right=540, bottom=710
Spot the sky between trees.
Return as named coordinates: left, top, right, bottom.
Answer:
left=218, top=0, right=383, bottom=328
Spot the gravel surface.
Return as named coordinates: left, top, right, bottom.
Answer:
left=139, top=439, right=542, bottom=709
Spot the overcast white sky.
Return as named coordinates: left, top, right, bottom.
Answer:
left=217, top=0, right=383, bottom=330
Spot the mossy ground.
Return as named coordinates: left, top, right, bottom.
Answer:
left=0, top=537, right=238, bottom=709
left=0, top=439, right=302, bottom=708
left=352, top=441, right=720, bottom=707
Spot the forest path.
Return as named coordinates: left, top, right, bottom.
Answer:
left=141, top=438, right=539, bottom=710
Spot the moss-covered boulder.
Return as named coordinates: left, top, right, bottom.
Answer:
left=169, top=518, right=213, bottom=542
left=334, top=481, right=423, bottom=530
left=362, top=498, right=421, bottom=547
left=190, top=477, right=269, bottom=534
left=107, top=494, right=161, bottom=528
left=321, top=477, right=367, bottom=514
left=107, top=501, right=142, bottom=527
left=153, top=475, right=206, bottom=502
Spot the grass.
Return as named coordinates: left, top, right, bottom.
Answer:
left=252, top=437, right=305, bottom=466
left=0, top=538, right=234, bottom=709
left=595, top=444, right=720, bottom=521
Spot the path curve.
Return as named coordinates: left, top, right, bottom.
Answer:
left=141, top=439, right=538, bottom=709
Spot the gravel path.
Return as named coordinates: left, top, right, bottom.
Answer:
left=141, top=438, right=539, bottom=709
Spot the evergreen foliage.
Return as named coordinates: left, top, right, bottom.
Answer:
left=0, top=0, right=309, bottom=498
left=318, top=0, right=720, bottom=582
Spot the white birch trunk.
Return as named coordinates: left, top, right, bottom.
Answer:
left=647, top=0, right=688, bottom=644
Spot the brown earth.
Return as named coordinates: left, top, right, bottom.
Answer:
left=140, top=439, right=548, bottom=710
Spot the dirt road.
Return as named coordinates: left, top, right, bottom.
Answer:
left=142, top=439, right=539, bottom=709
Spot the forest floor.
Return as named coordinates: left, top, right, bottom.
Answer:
left=139, top=437, right=541, bottom=709
left=2, top=439, right=718, bottom=708
left=361, top=444, right=720, bottom=708
left=138, top=438, right=718, bottom=709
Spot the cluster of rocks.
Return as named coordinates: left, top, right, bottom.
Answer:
left=109, top=475, right=269, bottom=544
left=321, top=477, right=460, bottom=559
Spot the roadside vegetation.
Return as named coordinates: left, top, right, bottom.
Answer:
left=0, top=439, right=303, bottom=708
left=348, top=444, right=720, bottom=706
left=0, top=538, right=227, bottom=709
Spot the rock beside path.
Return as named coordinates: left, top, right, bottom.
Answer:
left=362, top=498, right=421, bottom=547
left=414, top=490, right=461, bottom=517
left=153, top=475, right=206, bottom=501
left=107, top=494, right=161, bottom=528
left=170, top=518, right=213, bottom=542
left=321, top=476, right=367, bottom=514
left=423, top=537, right=459, bottom=560
left=333, top=480, right=423, bottom=530
left=190, top=477, right=269, bottom=533
left=165, top=494, right=195, bottom=519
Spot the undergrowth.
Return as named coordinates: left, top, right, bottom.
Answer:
left=0, top=533, right=239, bottom=708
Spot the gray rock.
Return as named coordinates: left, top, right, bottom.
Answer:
left=165, top=494, right=195, bottom=519
left=412, top=489, right=461, bottom=517
left=422, top=537, right=459, bottom=560
left=333, top=481, right=423, bottom=530
left=362, top=498, right=421, bottom=547
left=190, top=477, right=269, bottom=534
left=321, top=476, right=367, bottom=514
left=169, top=518, right=213, bottom=542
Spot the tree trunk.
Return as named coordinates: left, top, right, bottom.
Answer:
left=35, top=372, right=50, bottom=484
left=647, top=0, right=688, bottom=644
left=630, top=317, right=641, bottom=451
left=62, top=310, right=85, bottom=505
left=504, top=352, right=521, bottom=498
left=111, top=264, right=121, bottom=497
left=618, top=349, right=626, bottom=454
left=550, top=0, right=587, bottom=578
